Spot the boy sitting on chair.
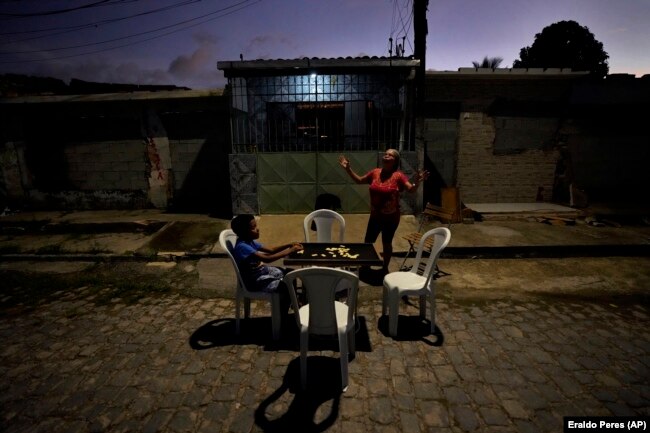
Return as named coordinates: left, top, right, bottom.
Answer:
left=230, top=214, right=303, bottom=310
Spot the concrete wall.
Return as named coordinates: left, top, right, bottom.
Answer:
left=422, top=118, right=458, bottom=186
left=0, top=92, right=232, bottom=215
left=64, top=140, right=147, bottom=191
left=565, top=125, right=649, bottom=203
left=421, top=70, right=650, bottom=205
left=170, top=139, right=203, bottom=191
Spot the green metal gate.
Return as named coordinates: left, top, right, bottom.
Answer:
left=257, top=152, right=377, bottom=214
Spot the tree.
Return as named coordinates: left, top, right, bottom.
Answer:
left=513, top=20, right=609, bottom=78
left=472, top=56, right=504, bottom=69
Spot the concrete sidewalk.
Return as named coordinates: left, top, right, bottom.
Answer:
left=1, top=207, right=650, bottom=261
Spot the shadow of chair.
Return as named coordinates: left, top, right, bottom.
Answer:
left=189, top=318, right=294, bottom=351
left=255, top=356, right=342, bottom=433
left=219, top=229, right=282, bottom=341
left=382, top=227, right=451, bottom=338
left=283, top=267, right=359, bottom=392
left=376, top=315, right=445, bottom=346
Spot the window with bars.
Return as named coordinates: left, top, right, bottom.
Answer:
left=228, top=73, right=412, bottom=153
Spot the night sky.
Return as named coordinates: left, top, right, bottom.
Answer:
left=1, top=0, right=648, bottom=89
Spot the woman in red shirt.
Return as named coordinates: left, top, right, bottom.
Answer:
left=339, top=149, right=429, bottom=273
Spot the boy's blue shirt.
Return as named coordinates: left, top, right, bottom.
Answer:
left=232, top=239, right=262, bottom=271
left=231, top=238, right=284, bottom=293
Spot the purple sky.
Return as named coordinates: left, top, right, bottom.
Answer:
left=0, top=0, right=648, bottom=90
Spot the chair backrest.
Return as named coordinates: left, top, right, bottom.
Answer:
left=218, top=229, right=247, bottom=291
left=283, top=267, right=359, bottom=335
left=419, top=202, right=455, bottom=228
left=303, top=209, right=345, bottom=243
left=410, top=227, right=451, bottom=287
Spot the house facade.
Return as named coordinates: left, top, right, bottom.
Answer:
left=0, top=89, right=232, bottom=216
left=421, top=69, right=649, bottom=207
left=1, top=68, right=648, bottom=215
left=217, top=57, right=423, bottom=214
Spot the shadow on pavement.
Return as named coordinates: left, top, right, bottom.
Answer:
left=376, top=315, right=445, bottom=346
left=139, top=220, right=226, bottom=254
left=358, top=267, right=385, bottom=286
left=255, top=356, right=343, bottom=433
left=189, top=316, right=373, bottom=353
left=189, top=318, right=295, bottom=351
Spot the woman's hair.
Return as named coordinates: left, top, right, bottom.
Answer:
left=231, top=214, right=255, bottom=238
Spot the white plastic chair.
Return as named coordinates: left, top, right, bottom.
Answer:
left=219, top=229, right=281, bottom=340
left=303, top=209, right=345, bottom=243
left=282, top=267, right=359, bottom=392
left=303, top=209, right=349, bottom=293
left=382, top=227, right=451, bottom=337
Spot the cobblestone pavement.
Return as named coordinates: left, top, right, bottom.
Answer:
left=1, top=282, right=648, bottom=433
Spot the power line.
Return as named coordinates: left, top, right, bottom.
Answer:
left=389, top=0, right=413, bottom=56
left=0, top=0, right=204, bottom=44
left=0, top=0, right=118, bottom=18
left=0, top=0, right=262, bottom=64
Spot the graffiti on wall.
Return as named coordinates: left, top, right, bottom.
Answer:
left=141, top=109, right=173, bottom=208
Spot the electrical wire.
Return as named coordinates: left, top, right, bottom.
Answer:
left=0, top=0, right=205, bottom=44
left=389, top=0, right=413, bottom=56
left=0, top=0, right=261, bottom=64
left=0, top=0, right=117, bottom=18
left=396, top=0, right=413, bottom=54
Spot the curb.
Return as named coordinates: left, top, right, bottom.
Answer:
left=0, top=252, right=228, bottom=262
left=441, top=244, right=650, bottom=259
left=2, top=244, right=649, bottom=263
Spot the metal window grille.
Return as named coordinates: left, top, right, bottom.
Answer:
left=228, top=74, right=413, bottom=153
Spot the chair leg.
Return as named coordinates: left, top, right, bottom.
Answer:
left=419, top=295, right=427, bottom=319
left=244, top=298, right=251, bottom=319
left=388, top=290, right=400, bottom=337
left=300, top=328, right=308, bottom=390
left=235, top=295, right=242, bottom=335
left=338, top=330, right=349, bottom=392
left=270, top=295, right=281, bottom=341
left=399, top=244, right=415, bottom=271
left=429, top=289, right=436, bottom=334
left=381, top=286, right=389, bottom=316
left=348, top=327, right=356, bottom=357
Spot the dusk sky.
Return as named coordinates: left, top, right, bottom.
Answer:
left=1, top=0, right=648, bottom=90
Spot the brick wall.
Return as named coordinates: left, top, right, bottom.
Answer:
left=456, top=112, right=558, bottom=203
left=423, top=71, right=584, bottom=204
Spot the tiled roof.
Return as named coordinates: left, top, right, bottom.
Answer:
left=427, top=67, right=589, bottom=78
left=217, top=56, right=420, bottom=74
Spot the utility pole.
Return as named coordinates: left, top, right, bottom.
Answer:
left=413, top=0, right=429, bottom=114
left=412, top=0, right=429, bottom=210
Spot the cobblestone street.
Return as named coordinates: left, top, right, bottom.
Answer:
left=1, top=279, right=648, bottom=433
